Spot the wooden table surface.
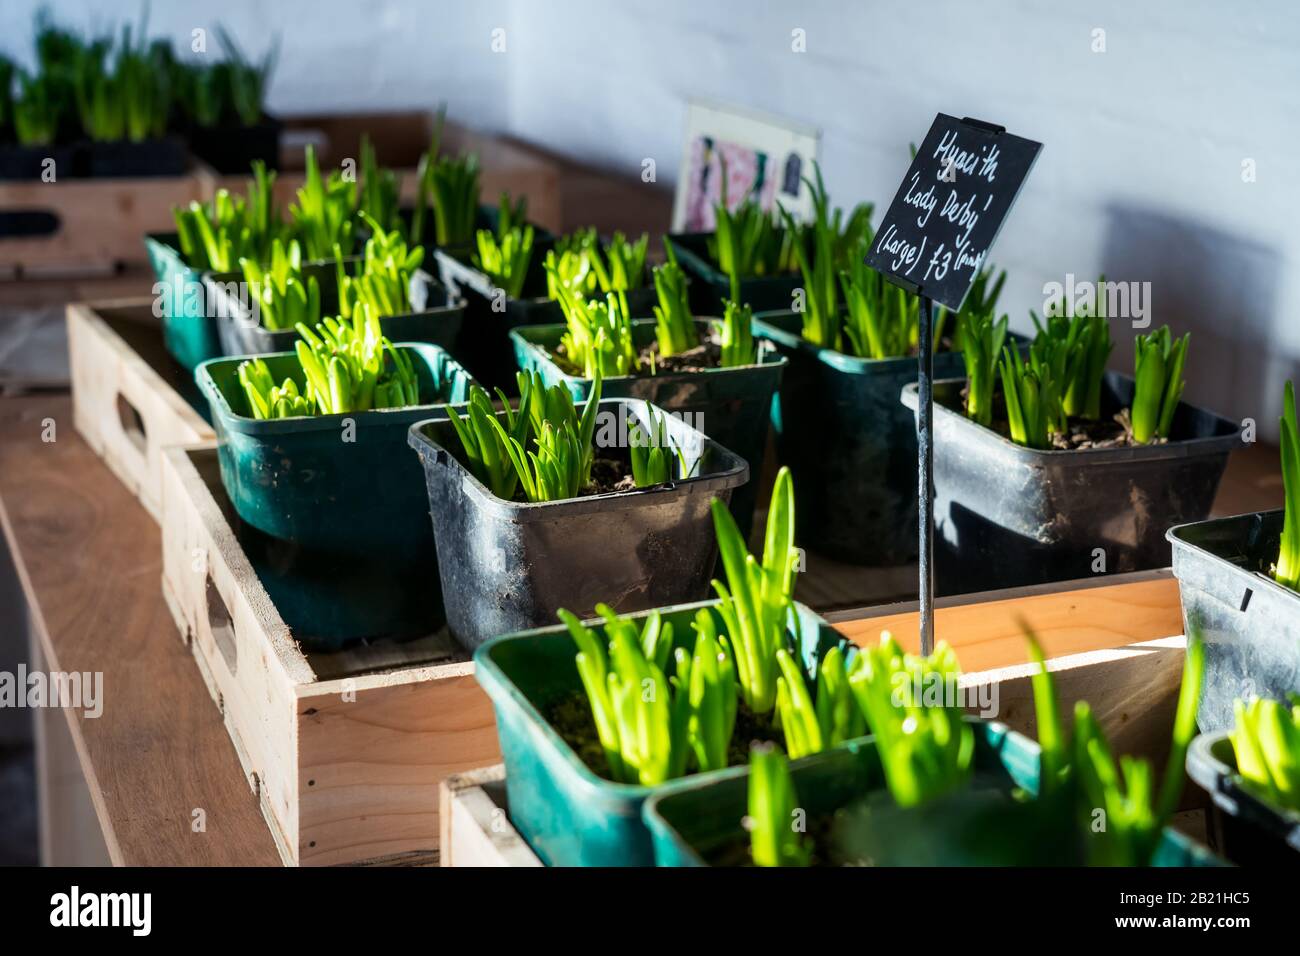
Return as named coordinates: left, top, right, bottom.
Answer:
left=0, top=393, right=281, bottom=865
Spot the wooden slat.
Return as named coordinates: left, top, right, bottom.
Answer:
left=0, top=394, right=279, bottom=865
left=831, top=573, right=1183, bottom=672
left=440, top=766, right=542, bottom=868
left=68, top=300, right=214, bottom=520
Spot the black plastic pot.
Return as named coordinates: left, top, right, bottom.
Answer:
left=205, top=265, right=464, bottom=357
left=1167, top=509, right=1300, bottom=731
left=754, top=310, right=1002, bottom=566
left=408, top=398, right=749, bottom=651
left=668, top=232, right=801, bottom=315
left=431, top=235, right=570, bottom=390
left=0, top=143, right=79, bottom=181
left=1187, top=730, right=1300, bottom=864
left=82, top=137, right=188, bottom=178
left=187, top=115, right=282, bottom=175
left=902, top=371, right=1241, bottom=596
left=510, top=318, right=785, bottom=536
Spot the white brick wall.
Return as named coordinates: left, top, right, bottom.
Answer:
left=5, top=0, right=1298, bottom=435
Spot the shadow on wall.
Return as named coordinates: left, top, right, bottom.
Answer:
left=1099, top=204, right=1297, bottom=441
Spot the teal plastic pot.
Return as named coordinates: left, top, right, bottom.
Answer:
left=472, top=600, right=848, bottom=867
left=145, top=232, right=224, bottom=374
left=644, top=720, right=1224, bottom=867
left=668, top=232, right=802, bottom=315
left=435, top=248, right=656, bottom=391
left=510, top=318, right=786, bottom=535
left=754, top=310, right=1008, bottom=566
left=197, top=343, right=476, bottom=649
left=203, top=264, right=465, bottom=358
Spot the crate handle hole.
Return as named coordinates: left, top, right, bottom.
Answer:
left=0, top=209, right=61, bottom=239
left=115, top=393, right=148, bottom=455
left=204, top=572, right=238, bottom=674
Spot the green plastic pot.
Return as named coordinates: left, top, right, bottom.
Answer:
left=145, top=232, right=225, bottom=374
left=643, top=720, right=1224, bottom=867
left=203, top=263, right=465, bottom=358
left=472, top=599, right=848, bottom=867
left=754, top=309, right=1026, bottom=567
left=668, top=232, right=802, bottom=315
left=509, top=318, right=786, bottom=535
left=196, top=342, right=476, bottom=650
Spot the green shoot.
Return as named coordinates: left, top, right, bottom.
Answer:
left=236, top=358, right=312, bottom=419
left=215, top=26, right=276, bottom=127
left=709, top=158, right=801, bottom=301
left=560, top=604, right=687, bottom=786
left=445, top=381, right=532, bottom=500
left=474, top=224, right=534, bottom=299
left=418, top=150, right=481, bottom=247
left=173, top=163, right=284, bottom=271
left=747, top=744, right=811, bottom=867
left=1131, top=325, right=1189, bottom=444
left=1071, top=633, right=1204, bottom=865
left=717, top=299, right=757, bottom=368
left=337, top=214, right=424, bottom=319
left=292, top=304, right=418, bottom=414
left=357, top=135, right=400, bottom=234
left=490, top=371, right=602, bottom=502
left=550, top=274, right=640, bottom=379
left=960, top=310, right=1009, bottom=427
left=774, top=643, right=864, bottom=760
left=685, top=609, right=738, bottom=773
left=1230, top=696, right=1300, bottom=813
left=999, top=345, right=1060, bottom=450
left=710, top=466, right=799, bottom=715
left=840, top=251, right=920, bottom=359
left=11, top=71, right=62, bottom=146
left=290, top=144, right=357, bottom=261
left=629, top=407, right=688, bottom=488
left=1276, top=381, right=1300, bottom=590
left=847, top=633, right=973, bottom=807
left=651, top=240, right=698, bottom=356
left=240, top=239, right=320, bottom=331
left=783, top=170, right=838, bottom=349
left=235, top=305, right=417, bottom=418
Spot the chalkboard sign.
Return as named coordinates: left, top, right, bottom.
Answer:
left=866, top=114, right=1041, bottom=313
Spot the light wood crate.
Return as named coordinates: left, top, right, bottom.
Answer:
left=67, top=299, right=215, bottom=521
left=159, top=443, right=500, bottom=866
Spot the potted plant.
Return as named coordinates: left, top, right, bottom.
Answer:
left=1186, top=695, right=1300, bottom=864
left=468, top=471, right=983, bottom=865
left=755, top=168, right=1011, bottom=565
left=146, top=161, right=284, bottom=373
left=180, top=27, right=280, bottom=175
left=511, top=242, right=788, bottom=533
left=904, top=309, right=1240, bottom=595
left=0, top=66, right=79, bottom=180
left=645, top=633, right=1219, bottom=867
left=196, top=304, right=475, bottom=649
left=408, top=371, right=749, bottom=653
left=204, top=215, right=465, bottom=356
left=667, top=165, right=822, bottom=315
left=73, top=21, right=187, bottom=178
left=1168, top=380, right=1300, bottom=731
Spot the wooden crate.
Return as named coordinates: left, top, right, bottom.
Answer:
left=159, top=443, right=500, bottom=866
left=441, top=573, right=1191, bottom=866
left=208, top=111, right=563, bottom=233
left=67, top=299, right=215, bottom=521
left=440, top=766, right=543, bottom=868
left=1, top=167, right=207, bottom=278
